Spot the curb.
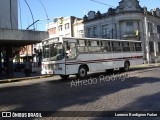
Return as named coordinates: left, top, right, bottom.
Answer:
left=130, top=64, right=160, bottom=68
left=0, top=75, right=52, bottom=84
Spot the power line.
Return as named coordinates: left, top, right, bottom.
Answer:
left=90, top=0, right=115, bottom=8
left=37, top=0, right=49, bottom=29
left=24, top=0, right=35, bottom=30
left=38, top=0, right=49, bottom=19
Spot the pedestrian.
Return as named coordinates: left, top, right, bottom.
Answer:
left=66, top=46, right=71, bottom=58
left=3, top=61, right=7, bottom=74
left=24, top=59, right=32, bottom=77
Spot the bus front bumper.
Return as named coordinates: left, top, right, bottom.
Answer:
left=41, top=70, right=54, bottom=75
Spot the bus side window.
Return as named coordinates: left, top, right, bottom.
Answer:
left=88, top=40, right=101, bottom=53
left=122, top=42, right=130, bottom=52
left=135, top=43, right=142, bottom=51
left=77, top=39, right=88, bottom=53
left=130, top=43, right=135, bottom=52
left=101, top=41, right=111, bottom=53
left=112, top=42, right=122, bottom=52
left=66, top=42, right=77, bottom=59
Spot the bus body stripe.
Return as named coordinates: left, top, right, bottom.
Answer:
left=66, top=56, right=143, bottom=65
left=42, top=56, right=143, bottom=66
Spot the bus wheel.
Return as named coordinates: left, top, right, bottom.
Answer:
left=60, top=75, right=69, bottom=80
left=76, top=66, right=87, bottom=79
left=120, top=61, right=130, bottom=72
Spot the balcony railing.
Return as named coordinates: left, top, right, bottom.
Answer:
left=123, top=32, right=137, bottom=38
left=86, top=33, right=111, bottom=39
left=148, top=32, right=160, bottom=40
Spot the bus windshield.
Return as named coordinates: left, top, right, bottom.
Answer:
left=43, top=43, right=64, bottom=61
left=50, top=43, right=64, bottom=60
left=43, top=45, right=49, bottom=59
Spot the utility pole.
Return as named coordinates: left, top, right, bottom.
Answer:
left=144, top=7, right=150, bottom=64
left=152, top=9, right=158, bottom=65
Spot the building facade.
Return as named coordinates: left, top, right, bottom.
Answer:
left=47, top=16, right=84, bottom=38
left=73, top=18, right=84, bottom=38
left=83, top=0, right=160, bottom=63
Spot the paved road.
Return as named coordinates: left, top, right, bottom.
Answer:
left=0, top=67, right=160, bottom=120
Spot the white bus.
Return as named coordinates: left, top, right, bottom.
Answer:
left=41, top=37, right=143, bottom=79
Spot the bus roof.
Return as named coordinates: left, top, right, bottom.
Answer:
left=43, top=37, right=141, bottom=43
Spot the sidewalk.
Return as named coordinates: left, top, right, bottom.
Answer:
left=0, top=66, right=51, bottom=84
left=130, top=63, right=160, bottom=69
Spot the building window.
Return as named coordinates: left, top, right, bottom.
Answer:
left=126, top=22, right=134, bottom=34
left=102, top=25, right=109, bottom=38
left=65, top=23, right=69, bottom=30
left=93, top=27, right=98, bottom=37
left=158, top=42, right=160, bottom=52
left=79, top=30, right=83, bottom=34
left=58, top=25, right=63, bottom=31
left=148, top=23, right=153, bottom=33
left=157, top=25, right=160, bottom=33
left=149, top=42, right=154, bottom=52
left=157, top=25, right=160, bottom=39
left=79, top=30, right=84, bottom=38
left=87, top=28, right=92, bottom=37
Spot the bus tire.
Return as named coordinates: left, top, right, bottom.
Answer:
left=120, top=61, right=130, bottom=72
left=76, top=66, right=87, bottom=79
left=60, top=75, right=69, bottom=80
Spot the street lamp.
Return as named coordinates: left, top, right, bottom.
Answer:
left=26, top=18, right=50, bottom=30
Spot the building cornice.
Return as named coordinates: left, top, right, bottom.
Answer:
left=83, top=0, right=160, bottom=23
